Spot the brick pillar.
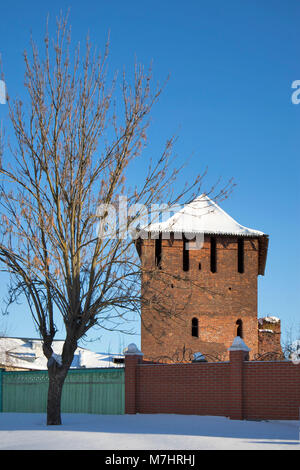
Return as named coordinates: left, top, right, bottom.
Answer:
left=228, top=337, right=250, bottom=420
left=124, top=343, right=143, bottom=414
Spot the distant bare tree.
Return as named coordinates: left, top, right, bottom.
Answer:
left=282, top=323, right=300, bottom=360
left=0, top=14, right=232, bottom=424
left=0, top=326, right=12, bottom=369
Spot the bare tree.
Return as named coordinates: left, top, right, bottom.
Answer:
left=282, top=323, right=300, bottom=360
left=0, top=15, right=232, bottom=424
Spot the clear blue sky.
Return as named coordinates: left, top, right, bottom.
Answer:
left=0, top=0, right=299, bottom=353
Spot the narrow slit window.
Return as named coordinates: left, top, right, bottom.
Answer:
left=210, top=236, right=217, bottom=273
left=192, top=318, right=199, bottom=337
left=183, top=237, right=189, bottom=271
left=236, top=319, right=243, bottom=338
left=238, top=238, right=244, bottom=273
left=155, top=233, right=162, bottom=268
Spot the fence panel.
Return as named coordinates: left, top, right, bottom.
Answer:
left=2, top=370, right=48, bottom=412
left=2, top=368, right=124, bottom=415
left=61, top=368, right=125, bottom=414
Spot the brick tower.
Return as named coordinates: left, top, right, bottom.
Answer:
left=137, top=194, right=269, bottom=360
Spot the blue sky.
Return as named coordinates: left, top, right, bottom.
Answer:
left=0, top=0, right=299, bottom=352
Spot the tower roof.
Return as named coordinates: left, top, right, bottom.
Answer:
left=143, top=194, right=266, bottom=237
left=141, top=194, right=269, bottom=275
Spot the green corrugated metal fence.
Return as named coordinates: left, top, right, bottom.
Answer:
left=0, top=368, right=124, bottom=414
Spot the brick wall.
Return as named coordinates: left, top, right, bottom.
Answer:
left=125, top=347, right=300, bottom=420
left=244, top=361, right=300, bottom=420
left=136, top=362, right=230, bottom=416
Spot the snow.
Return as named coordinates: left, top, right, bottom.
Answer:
left=142, top=194, right=265, bottom=237
left=124, top=343, right=143, bottom=355
left=258, top=316, right=280, bottom=325
left=228, top=336, right=251, bottom=352
left=51, top=352, right=62, bottom=366
left=259, top=329, right=275, bottom=334
left=0, top=413, right=298, bottom=450
left=193, top=352, right=206, bottom=362
left=0, top=337, right=124, bottom=370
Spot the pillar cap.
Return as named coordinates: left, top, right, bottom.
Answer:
left=228, top=336, right=251, bottom=352
left=124, top=343, right=144, bottom=356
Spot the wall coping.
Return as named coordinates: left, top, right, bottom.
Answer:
left=245, top=360, right=293, bottom=365
left=228, top=336, right=251, bottom=352
left=124, top=343, right=144, bottom=356
left=139, top=361, right=230, bottom=366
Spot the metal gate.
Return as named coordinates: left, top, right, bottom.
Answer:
left=0, top=368, right=125, bottom=414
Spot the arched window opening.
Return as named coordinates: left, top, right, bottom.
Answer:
left=192, top=317, right=199, bottom=337
left=236, top=319, right=243, bottom=338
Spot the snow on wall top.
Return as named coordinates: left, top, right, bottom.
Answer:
left=258, top=329, right=275, bottom=334
left=228, top=336, right=251, bottom=352
left=142, top=194, right=266, bottom=236
left=258, top=316, right=280, bottom=325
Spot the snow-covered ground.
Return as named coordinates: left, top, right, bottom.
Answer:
left=0, top=413, right=299, bottom=450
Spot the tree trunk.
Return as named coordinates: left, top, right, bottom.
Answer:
left=47, top=367, right=67, bottom=425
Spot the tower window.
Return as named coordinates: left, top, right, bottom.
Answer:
left=236, top=319, right=243, bottom=338
left=210, top=236, right=217, bottom=273
left=192, top=317, right=199, bottom=337
left=155, top=233, right=162, bottom=268
left=238, top=238, right=244, bottom=273
left=183, top=237, right=189, bottom=271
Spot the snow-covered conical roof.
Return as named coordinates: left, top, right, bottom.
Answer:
left=143, top=194, right=266, bottom=237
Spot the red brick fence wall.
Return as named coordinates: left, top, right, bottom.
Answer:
left=125, top=341, right=300, bottom=421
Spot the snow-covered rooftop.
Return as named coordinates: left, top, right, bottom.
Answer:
left=0, top=337, right=124, bottom=370
left=142, top=194, right=266, bottom=237
left=258, top=316, right=280, bottom=325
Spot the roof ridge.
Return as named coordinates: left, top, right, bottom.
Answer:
left=142, top=193, right=266, bottom=237
left=194, top=194, right=257, bottom=233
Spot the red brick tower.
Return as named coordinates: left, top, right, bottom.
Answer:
left=137, top=195, right=269, bottom=360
